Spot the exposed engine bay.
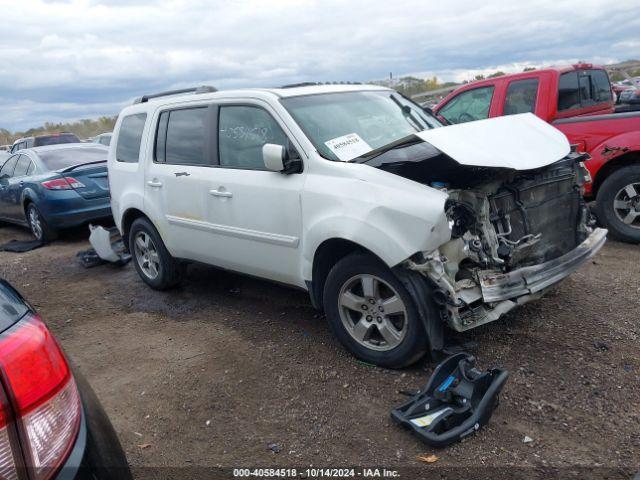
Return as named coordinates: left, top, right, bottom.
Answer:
left=368, top=144, right=606, bottom=332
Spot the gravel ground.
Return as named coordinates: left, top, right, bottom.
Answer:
left=0, top=223, right=638, bottom=479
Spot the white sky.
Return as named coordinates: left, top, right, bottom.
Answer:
left=0, top=0, right=639, bottom=130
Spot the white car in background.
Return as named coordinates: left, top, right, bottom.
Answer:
left=108, top=83, right=606, bottom=368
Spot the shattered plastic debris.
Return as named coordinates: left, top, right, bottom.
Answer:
left=77, top=225, right=131, bottom=268
left=523, top=436, right=534, bottom=444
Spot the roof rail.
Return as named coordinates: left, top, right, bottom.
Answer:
left=133, top=85, right=217, bottom=104
left=280, top=81, right=362, bottom=89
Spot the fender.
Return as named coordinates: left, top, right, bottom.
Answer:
left=20, top=187, right=41, bottom=217
left=301, top=208, right=451, bottom=282
left=112, top=189, right=145, bottom=234
left=585, top=131, right=640, bottom=196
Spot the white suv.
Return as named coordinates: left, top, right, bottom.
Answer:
left=108, top=83, right=606, bottom=368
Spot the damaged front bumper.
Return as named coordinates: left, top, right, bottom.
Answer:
left=478, top=227, right=607, bottom=302
left=408, top=228, right=607, bottom=332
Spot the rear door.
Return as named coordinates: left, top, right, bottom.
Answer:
left=0, top=155, right=18, bottom=220
left=144, top=105, right=217, bottom=262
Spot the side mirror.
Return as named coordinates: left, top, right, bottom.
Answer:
left=262, top=143, right=303, bottom=174
left=263, top=144, right=286, bottom=172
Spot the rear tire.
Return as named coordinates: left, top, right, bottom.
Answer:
left=26, top=203, right=57, bottom=242
left=323, top=253, right=428, bottom=368
left=595, top=165, right=640, bottom=243
left=129, top=217, right=183, bottom=290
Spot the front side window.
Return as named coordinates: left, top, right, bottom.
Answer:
left=156, top=108, right=208, bottom=166
left=438, top=86, right=494, bottom=125
left=578, top=72, right=595, bottom=105
left=218, top=106, right=289, bottom=170
left=590, top=70, right=613, bottom=103
left=116, top=113, right=147, bottom=163
left=281, top=91, right=440, bottom=161
left=504, top=79, right=539, bottom=115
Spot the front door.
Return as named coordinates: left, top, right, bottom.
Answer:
left=202, top=103, right=305, bottom=286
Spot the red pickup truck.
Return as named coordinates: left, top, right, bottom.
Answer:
left=433, top=63, right=640, bottom=243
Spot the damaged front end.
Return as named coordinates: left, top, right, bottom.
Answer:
left=405, top=153, right=606, bottom=331
left=364, top=114, right=607, bottom=332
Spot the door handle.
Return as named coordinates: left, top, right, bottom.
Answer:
left=174, top=172, right=190, bottom=177
left=147, top=180, right=163, bottom=188
left=209, top=189, right=233, bottom=198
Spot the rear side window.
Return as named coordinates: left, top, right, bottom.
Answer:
left=558, top=72, right=580, bottom=111
left=116, top=113, right=147, bottom=163
left=504, top=79, right=539, bottom=115
left=13, top=155, right=31, bottom=177
left=591, top=70, right=612, bottom=103
left=158, top=108, right=208, bottom=166
left=218, top=106, right=290, bottom=170
left=438, top=86, right=494, bottom=124
left=0, top=156, right=17, bottom=178
left=33, top=133, right=80, bottom=147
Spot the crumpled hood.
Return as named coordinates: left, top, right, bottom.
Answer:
left=415, top=113, right=570, bottom=170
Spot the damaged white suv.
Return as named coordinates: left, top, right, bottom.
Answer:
left=108, top=83, right=607, bottom=368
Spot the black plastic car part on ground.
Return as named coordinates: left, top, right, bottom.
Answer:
left=0, top=278, right=131, bottom=480
left=391, top=353, right=509, bottom=448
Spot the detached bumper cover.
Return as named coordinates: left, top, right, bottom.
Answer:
left=479, top=228, right=607, bottom=303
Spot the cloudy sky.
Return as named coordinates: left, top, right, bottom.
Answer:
left=1, top=0, right=639, bottom=131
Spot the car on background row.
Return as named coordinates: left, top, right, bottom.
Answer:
left=0, top=278, right=131, bottom=479
left=0, top=144, right=111, bottom=242
left=108, top=83, right=606, bottom=368
left=432, top=63, right=640, bottom=243
left=10, top=133, right=81, bottom=153
left=90, top=133, right=112, bottom=147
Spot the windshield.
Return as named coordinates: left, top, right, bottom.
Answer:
left=39, top=147, right=107, bottom=171
left=281, top=90, right=441, bottom=161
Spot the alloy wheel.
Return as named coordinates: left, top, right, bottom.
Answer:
left=613, top=182, right=640, bottom=229
left=28, top=207, right=43, bottom=241
left=133, top=231, right=161, bottom=280
left=337, top=274, right=408, bottom=352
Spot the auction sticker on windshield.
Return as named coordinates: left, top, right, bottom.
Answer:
left=324, top=133, right=372, bottom=161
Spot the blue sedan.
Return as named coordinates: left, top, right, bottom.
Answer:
left=0, top=143, right=112, bottom=241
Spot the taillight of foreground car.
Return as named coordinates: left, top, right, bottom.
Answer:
left=0, top=314, right=80, bottom=480
left=41, top=177, right=85, bottom=190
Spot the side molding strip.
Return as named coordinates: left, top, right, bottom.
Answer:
left=165, top=215, right=300, bottom=248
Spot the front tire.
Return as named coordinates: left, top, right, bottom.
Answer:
left=129, top=217, right=183, bottom=290
left=323, top=253, right=428, bottom=368
left=595, top=165, right=640, bottom=243
left=26, top=203, right=57, bottom=242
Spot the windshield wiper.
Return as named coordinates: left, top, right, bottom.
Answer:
left=389, top=94, right=425, bottom=132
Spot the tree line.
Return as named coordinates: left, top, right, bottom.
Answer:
left=0, top=116, right=117, bottom=146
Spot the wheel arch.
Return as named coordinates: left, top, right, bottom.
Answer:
left=121, top=208, right=149, bottom=246
left=592, top=150, right=640, bottom=197
left=308, top=238, right=387, bottom=310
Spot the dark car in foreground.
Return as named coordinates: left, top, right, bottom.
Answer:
left=0, top=144, right=111, bottom=241
left=0, top=278, right=131, bottom=479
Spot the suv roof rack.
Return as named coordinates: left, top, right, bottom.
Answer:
left=133, top=85, right=217, bottom=104
left=280, top=81, right=362, bottom=89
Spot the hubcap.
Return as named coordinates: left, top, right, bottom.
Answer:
left=133, top=231, right=161, bottom=279
left=613, top=182, right=640, bottom=229
left=338, top=274, right=408, bottom=352
left=28, top=207, right=43, bottom=240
